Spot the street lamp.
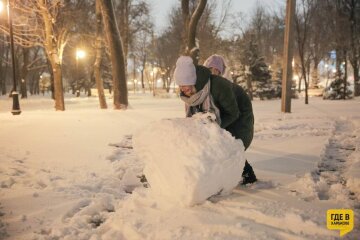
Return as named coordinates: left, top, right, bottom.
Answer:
left=75, top=49, right=86, bottom=97
left=1, top=0, right=21, bottom=115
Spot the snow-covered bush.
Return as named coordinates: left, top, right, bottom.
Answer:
left=323, top=77, right=353, bottom=100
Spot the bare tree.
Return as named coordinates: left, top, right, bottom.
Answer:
left=308, top=0, right=333, bottom=88
left=132, top=28, right=152, bottom=92
left=115, top=0, right=152, bottom=64
left=0, top=1, right=92, bottom=110
left=0, top=35, right=10, bottom=95
left=100, top=0, right=128, bottom=109
left=94, top=0, right=107, bottom=109
left=343, top=0, right=360, bottom=96
left=181, top=0, right=207, bottom=64
left=294, top=0, right=317, bottom=104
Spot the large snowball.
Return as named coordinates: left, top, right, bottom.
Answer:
left=133, top=115, right=245, bottom=206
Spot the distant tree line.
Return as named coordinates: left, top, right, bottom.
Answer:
left=0, top=0, right=359, bottom=110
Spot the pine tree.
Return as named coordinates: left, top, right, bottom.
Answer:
left=239, top=35, right=277, bottom=100
left=323, top=73, right=353, bottom=100
left=250, top=56, right=273, bottom=99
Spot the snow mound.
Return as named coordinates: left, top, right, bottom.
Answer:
left=133, top=115, right=245, bottom=206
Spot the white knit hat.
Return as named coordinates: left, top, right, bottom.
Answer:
left=174, top=56, right=197, bottom=86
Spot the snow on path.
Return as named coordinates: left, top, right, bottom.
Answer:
left=0, top=95, right=359, bottom=239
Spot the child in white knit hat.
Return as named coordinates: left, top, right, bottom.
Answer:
left=174, top=56, right=197, bottom=97
left=175, top=55, right=257, bottom=185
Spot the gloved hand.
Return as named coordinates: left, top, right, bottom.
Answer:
left=192, top=112, right=217, bottom=124
left=202, top=112, right=217, bottom=123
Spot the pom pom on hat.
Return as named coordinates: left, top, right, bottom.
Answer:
left=174, top=56, right=197, bottom=86
left=204, top=55, right=226, bottom=75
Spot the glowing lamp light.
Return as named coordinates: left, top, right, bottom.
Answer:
left=76, top=49, right=86, bottom=59
left=0, top=1, right=4, bottom=13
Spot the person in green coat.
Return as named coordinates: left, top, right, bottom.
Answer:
left=175, top=55, right=257, bottom=184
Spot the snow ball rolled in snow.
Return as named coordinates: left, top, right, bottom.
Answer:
left=133, top=114, right=245, bottom=206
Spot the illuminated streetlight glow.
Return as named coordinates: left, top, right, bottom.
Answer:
left=76, top=49, right=86, bottom=59
left=75, top=49, right=86, bottom=97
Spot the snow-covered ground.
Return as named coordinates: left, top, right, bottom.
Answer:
left=0, top=93, right=359, bottom=240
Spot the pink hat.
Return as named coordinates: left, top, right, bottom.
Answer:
left=204, top=55, right=226, bottom=75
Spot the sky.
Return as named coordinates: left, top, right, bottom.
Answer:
left=150, top=0, right=284, bottom=34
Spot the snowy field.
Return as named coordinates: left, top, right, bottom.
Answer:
left=0, top=93, right=359, bottom=240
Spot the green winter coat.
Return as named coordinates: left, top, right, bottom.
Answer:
left=195, top=65, right=254, bottom=150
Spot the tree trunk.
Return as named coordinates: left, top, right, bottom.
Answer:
left=311, top=63, right=319, bottom=88
left=181, top=0, right=190, bottom=54
left=349, top=0, right=360, bottom=96
left=39, top=1, right=65, bottom=110
left=141, top=53, right=146, bottom=92
left=181, top=0, right=207, bottom=64
left=343, top=50, right=347, bottom=100
left=298, top=76, right=302, bottom=93
left=0, top=47, right=9, bottom=95
left=100, top=0, right=128, bottom=109
left=29, top=72, right=39, bottom=95
left=115, top=0, right=129, bottom=84
left=20, top=48, right=30, bottom=99
left=187, top=0, right=207, bottom=64
left=305, top=60, right=311, bottom=104
left=304, top=68, right=309, bottom=104
left=94, top=0, right=107, bottom=109
left=52, top=60, right=64, bottom=110
left=353, top=64, right=360, bottom=96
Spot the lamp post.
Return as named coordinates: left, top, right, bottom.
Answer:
left=75, top=49, right=86, bottom=97
left=1, top=0, right=21, bottom=114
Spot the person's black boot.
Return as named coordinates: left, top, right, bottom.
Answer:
left=242, top=160, right=257, bottom=185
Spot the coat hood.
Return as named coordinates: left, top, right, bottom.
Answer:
left=195, top=65, right=211, bottom=91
